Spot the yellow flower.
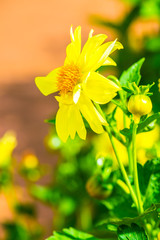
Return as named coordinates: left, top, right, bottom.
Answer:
left=0, top=131, right=17, bottom=167
left=35, top=26, right=123, bottom=142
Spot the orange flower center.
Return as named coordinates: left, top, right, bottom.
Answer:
left=57, top=64, right=81, bottom=94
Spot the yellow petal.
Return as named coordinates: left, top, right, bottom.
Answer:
left=106, top=41, right=123, bottom=54
left=83, top=40, right=123, bottom=71
left=88, top=29, right=94, bottom=38
left=70, top=25, right=74, bottom=41
left=56, top=104, right=70, bottom=142
left=69, top=105, right=86, bottom=140
left=73, top=84, right=81, bottom=104
left=79, top=34, right=107, bottom=70
left=55, top=93, right=73, bottom=105
left=35, top=67, right=60, bottom=96
left=55, top=102, right=86, bottom=142
left=83, top=72, right=120, bottom=104
left=65, top=26, right=81, bottom=65
left=85, top=39, right=117, bottom=71
left=78, top=93, right=106, bottom=134
left=102, top=57, right=117, bottom=66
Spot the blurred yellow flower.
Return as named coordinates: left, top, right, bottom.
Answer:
left=35, top=26, right=123, bottom=142
left=0, top=131, right=17, bottom=167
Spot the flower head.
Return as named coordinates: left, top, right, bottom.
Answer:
left=35, top=26, right=123, bottom=142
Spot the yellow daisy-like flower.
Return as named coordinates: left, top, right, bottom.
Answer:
left=35, top=26, right=123, bottom=142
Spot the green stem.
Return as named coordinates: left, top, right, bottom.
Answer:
left=128, top=143, right=133, bottom=175
left=132, top=122, right=144, bottom=214
left=123, top=111, right=133, bottom=175
left=95, top=104, right=139, bottom=210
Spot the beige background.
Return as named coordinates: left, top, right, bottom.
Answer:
left=0, top=0, right=128, bottom=83
left=0, top=0, right=129, bottom=238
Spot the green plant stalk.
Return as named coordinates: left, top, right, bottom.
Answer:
left=95, top=103, right=139, bottom=210
left=106, top=125, right=139, bottom=210
left=122, top=111, right=133, bottom=175
left=132, top=122, right=144, bottom=214
left=127, top=143, right=133, bottom=175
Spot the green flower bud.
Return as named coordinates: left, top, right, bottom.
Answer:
left=128, top=94, right=152, bottom=123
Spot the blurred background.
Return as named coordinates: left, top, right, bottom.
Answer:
left=0, top=0, right=160, bottom=239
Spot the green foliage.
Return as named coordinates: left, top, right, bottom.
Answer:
left=139, top=158, right=160, bottom=209
left=0, top=169, right=12, bottom=187
left=98, top=203, right=160, bottom=228
left=101, top=182, right=137, bottom=219
left=46, top=227, right=99, bottom=240
left=3, top=223, right=30, bottom=240
left=3, top=222, right=41, bottom=240
left=145, top=37, right=160, bottom=52
left=137, top=113, right=160, bottom=133
left=119, top=58, right=145, bottom=89
left=117, top=223, right=148, bottom=240
left=140, top=0, right=160, bottom=17
left=120, top=112, right=160, bottom=145
left=45, top=118, right=56, bottom=124
left=15, top=203, right=36, bottom=217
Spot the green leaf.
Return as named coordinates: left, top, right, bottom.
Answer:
left=117, top=223, right=148, bottom=240
left=47, top=237, right=55, bottom=240
left=111, top=99, right=130, bottom=116
left=101, top=184, right=137, bottom=219
left=145, top=37, right=160, bottom=52
left=137, top=158, right=160, bottom=209
left=120, top=128, right=132, bottom=137
left=63, top=228, right=95, bottom=239
left=121, top=86, right=133, bottom=93
left=97, top=203, right=160, bottom=230
left=143, top=159, right=160, bottom=209
left=120, top=58, right=145, bottom=88
left=45, top=118, right=55, bottom=124
left=137, top=113, right=160, bottom=133
left=120, top=113, right=160, bottom=140
left=46, top=227, right=100, bottom=240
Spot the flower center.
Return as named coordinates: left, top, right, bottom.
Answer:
left=57, top=64, right=81, bottom=94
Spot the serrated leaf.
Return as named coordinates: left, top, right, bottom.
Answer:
left=117, top=223, right=148, bottom=240
left=120, top=58, right=145, bottom=87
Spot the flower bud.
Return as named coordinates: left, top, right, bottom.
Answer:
left=128, top=94, right=152, bottom=123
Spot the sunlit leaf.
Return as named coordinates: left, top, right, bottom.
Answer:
left=119, top=58, right=145, bottom=88
left=46, top=227, right=99, bottom=240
